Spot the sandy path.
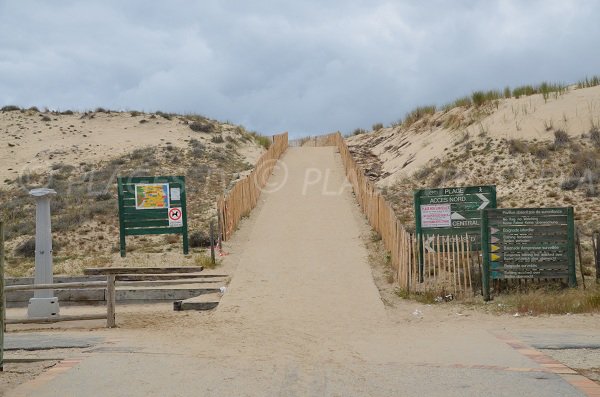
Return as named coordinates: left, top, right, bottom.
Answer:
left=6, top=147, right=597, bottom=396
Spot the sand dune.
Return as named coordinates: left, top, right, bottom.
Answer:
left=0, top=110, right=263, bottom=183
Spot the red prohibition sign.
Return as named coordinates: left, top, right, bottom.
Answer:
left=168, top=208, right=182, bottom=221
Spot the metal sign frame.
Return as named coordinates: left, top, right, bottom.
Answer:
left=480, top=207, right=576, bottom=300
left=117, top=176, right=189, bottom=257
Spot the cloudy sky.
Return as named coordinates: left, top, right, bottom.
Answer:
left=1, top=1, right=599, bottom=138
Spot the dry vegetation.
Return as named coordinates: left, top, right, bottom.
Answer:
left=347, top=78, right=600, bottom=307
left=0, top=107, right=271, bottom=276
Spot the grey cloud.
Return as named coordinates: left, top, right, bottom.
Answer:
left=1, top=0, right=599, bottom=138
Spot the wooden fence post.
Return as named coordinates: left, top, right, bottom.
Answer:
left=210, top=221, right=216, bottom=265
left=0, top=221, right=4, bottom=371
left=106, top=275, right=116, bottom=328
left=576, top=229, right=586, bottom=290
left=594, top=232, right=600, bottom=284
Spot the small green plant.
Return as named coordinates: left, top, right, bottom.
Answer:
left=403, top=105, right=436, bottom=127
left=503, top=86, right=511, bottom=98
left=249, top=132, right=271, bottom=149
left=508, top=139, right=528, bottom=154
left=554, top=129, right=570, bottom=146
left=372, top=122, right=384, bottom=131
left=130, top=110, right=141, bottom=117
left=194, top=253, right=220, bottom=269
left=560, top=177, right=579, bottom=190
left=352, top=128, right=367, bottom=136
left=211, top=135, right=225, bottom=144
left=370, top=232, right=381, bottom=242
left=590, top=127, right=600, bottom=147
left=156, top=111, right=173, bottom=120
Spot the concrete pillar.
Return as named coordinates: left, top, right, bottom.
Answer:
left=27, top=188, right=59, bottom=318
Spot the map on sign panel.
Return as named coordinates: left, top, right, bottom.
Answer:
left=135, top=183, right=170, bottom=209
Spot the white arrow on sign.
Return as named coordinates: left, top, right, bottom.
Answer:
left=424, top=236, right=435, bottom=253
left=451, top=212, right=466, bottom=220
left=490, top=227, right=499, bottom=234
left=476, top=193, right=490, bottom=210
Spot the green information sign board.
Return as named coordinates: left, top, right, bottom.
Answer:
left=414, top=185, right=496, bottom=281
left=117, top=176, right=189, bottom=257
left=481, top=207, right=576, bottom=300
left=414, top=185, right=496, bottom=247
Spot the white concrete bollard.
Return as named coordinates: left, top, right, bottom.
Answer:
left=27, top=188, right=60, bottom=318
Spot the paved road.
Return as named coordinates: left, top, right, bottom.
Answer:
left=7, top=147, right=598, bottom=396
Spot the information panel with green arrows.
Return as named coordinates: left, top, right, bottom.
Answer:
left=481, top=207, right=576, bottom=300
left=414, top=185, right=496, bottom=251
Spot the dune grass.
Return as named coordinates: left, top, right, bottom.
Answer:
left=403, top=105, right=437, bottom=128
left=577, top=75, right=600, bottom=89
left=493, top=287, right=600, bottom=315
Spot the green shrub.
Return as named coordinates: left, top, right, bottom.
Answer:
left=372, top=122, right=384, bottom=131
left=471, top=90, right=501, bottom=107
left=156, top=111, right=173, bottom=120
left=590, top=127, right=600, bottom=147
left=352, top=128, right=367, bottom=136
left=189, top=230, right=211, bottom=248
left=560, top=177, right=579, bottom=190
left=1, top=105, right=20, bottom=112
left=14, top=237, right=61, bottom=257
left=554, top=129, right=570, bottom=146
left=14, top=237, right=36, bottom=257
left=189, top=121, right=212, bottom=133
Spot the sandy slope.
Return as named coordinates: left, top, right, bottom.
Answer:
left=349, top=85, right=600, bottom=183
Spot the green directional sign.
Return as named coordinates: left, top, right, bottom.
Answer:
left=481, top=207, right=576, bottom=300
left=414, top=185, right=496, bottom=282
left=414, top=185, right=496, bottom=249
left=117, top=176, right=189, bottom=257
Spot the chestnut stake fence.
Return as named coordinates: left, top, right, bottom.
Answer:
left=322, top=132, right=477, bottom=296
left=217, top=132, right=288, bottom=241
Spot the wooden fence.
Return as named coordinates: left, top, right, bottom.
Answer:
left=4, top=267, right=207, bottom=328
left=322, top=132, right=477, bottom=296
left=217, top=132, right=288, bottom=241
